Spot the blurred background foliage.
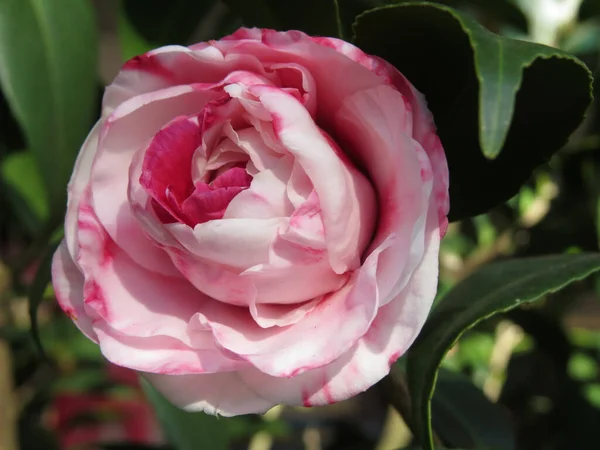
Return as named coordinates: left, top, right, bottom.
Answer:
left=1, top=0, right=600, bottom=449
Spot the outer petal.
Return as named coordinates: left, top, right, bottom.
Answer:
left=91, top=85, right=221, bottom=276
left=143, top=371, right=274, bottom=416
left=144, top=204, right=440, bottom=415
left=212, top=29, right=387, bottom=118
left=93, top=322, right=244, bottom=375
left=103, top=45, right=264, bottom=115
left=65, top=122, right=101, bottom=262
left=313, top=37, right=450, bottom=233
left=74, top=192, right=206, bottom=349
left=51, top=241, right=97, bottom=341
left=335, top=85, right=434, bottom=304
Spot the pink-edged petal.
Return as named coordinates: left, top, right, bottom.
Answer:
left=93, top=321, right=244, bottom=375
left=103, top=44, right=265, bottom=115
left=212, top=29, right=386, bottom=118
left=128, top=149, right=185, bottom=250
left=144, top=205, right=441, bottom=415
left=195, top=237, right=393, bottom=377
left=224, top=155, right=294, bottom=219
left=166, top=218, right=284, bottom=272
left=65, top=122, right=101, bottom=261
left=91, top=85, right=221, bottom=276
left=51, top=241, right=97, bottom=341
left=75, top=191, right=202, bottom=346
left=336, top=85, right=434, bottom=304
left=317, top=41, right=449, bottom=236
left=367, top=57, right=450, bottom=235
left=254, top=86, right=376, bottom=274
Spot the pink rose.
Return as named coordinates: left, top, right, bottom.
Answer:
left=52, top=28, right=449, bottom=416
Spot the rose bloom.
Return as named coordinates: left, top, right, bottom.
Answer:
left=52, top=28, right=449, bottom=416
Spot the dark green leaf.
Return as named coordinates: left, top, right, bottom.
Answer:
left=354, top=2, right=592, bottom=221
left=122, top=0, right=218, bottom=47
left=407, top=253, right=600, bottom=450
left=221, top=0, right=280, bottom=29
left=580, top=0, right=600, bottom=20
left=0, top=0, right=98, bottom=216
left=336, top=0, right=527, bottom=40
left=336, top=0, right=386, bottom=39
left=141, top=378, right=230, bottom=450
left=1, top=151, right=49, bottom=234
left=28, top=240, right=60, bottom=359
left=432, top=369, right=515, bottom=450
left=224, top=0, right=341, bottom=37
left=117, top=4, right=155, bottom=62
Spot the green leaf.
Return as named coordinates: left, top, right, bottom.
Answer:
left=224, top=0, right=341, bottom=37
left=0, top=0, right=98, bottom=217
left=354, top=2, right=592, bottom=220
left=122, top=0, right=218, bottom=47
left=406, top=253, right=600, bottom=450
left=432, top=369, right=515, bottom=450
left=1, top=151, right=49, bottom=234
left=141, top=378, right=230, bottom=450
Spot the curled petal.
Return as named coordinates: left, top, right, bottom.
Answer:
left=194, top=236, right=393, bottom=378
left=254, top=86, right=376, bottom=274
left=336, top=85, right=434, bottom=304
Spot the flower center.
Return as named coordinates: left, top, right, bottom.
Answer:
left=140, top=115, right=253, bottom=227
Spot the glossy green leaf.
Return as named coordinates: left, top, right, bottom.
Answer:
left=224, top=0, right=340, bottom=36
left=407, top=253, right=600, bottom=450
left=1, top=151, right=48, bottom=234
left=0, top=0, right=98, bottom=216
left=432, top=369, right=515, bottom=450
left=354, top=2, right=592, bottom=220
left=122, top=0, right=218, bottom=47
left=336, top=0, right=527, bottom=40
left=141, top=379, right=230, bottom=450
